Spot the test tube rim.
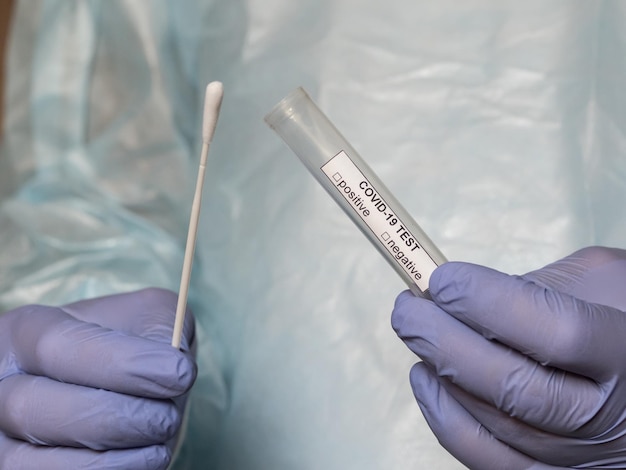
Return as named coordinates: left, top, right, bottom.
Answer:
left=264, top=87, right=310, bottom=130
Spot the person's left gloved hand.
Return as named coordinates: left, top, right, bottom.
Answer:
left=0, top=287, right=197, bottom=470
left=392, top=246, right=626, bottom=469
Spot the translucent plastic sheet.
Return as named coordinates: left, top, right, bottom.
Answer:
left=2, top=1, right=626, bottom=469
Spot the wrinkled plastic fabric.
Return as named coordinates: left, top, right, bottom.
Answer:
left=1, top=1, right=625, bottom=469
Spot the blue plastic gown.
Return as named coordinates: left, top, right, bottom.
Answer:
left=1, top=1, right=625, bottom=469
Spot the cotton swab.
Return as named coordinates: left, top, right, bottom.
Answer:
left=171, top=81, right=224, bottom=349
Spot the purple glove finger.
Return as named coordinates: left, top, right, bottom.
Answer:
left=435, top=375, right=624, bottom=468
left=409, top=363, right=562, bottom=470
left=0, top=433, right=171, bottom=470
left=429, top=262, right=626, bottom=380
left=61, top=288, right=196, bottom=352
left=1, top=305, right=195, bottom=398
left=392, top=292, right=603, bottom=432
left=0, top=374, right=180, bottom=449
left=523, top=246, right=626, bottom=311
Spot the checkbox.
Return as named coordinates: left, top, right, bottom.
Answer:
left=332, top=172, right=342, bottom=182
left=381, top=232, right=390, bottom=241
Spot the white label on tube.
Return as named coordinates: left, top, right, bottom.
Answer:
left=321, top=151, right=437, bottom=292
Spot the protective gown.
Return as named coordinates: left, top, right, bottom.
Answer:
left=1, top=1, right=625, bottom=469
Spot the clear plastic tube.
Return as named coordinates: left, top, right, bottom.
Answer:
left=264, top=87, right=446, bottom=297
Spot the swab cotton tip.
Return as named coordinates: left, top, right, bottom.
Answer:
left=202, top=81, right=224, bottom=144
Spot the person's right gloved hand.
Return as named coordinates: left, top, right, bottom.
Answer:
left=0, top=287, right=197, bottom=470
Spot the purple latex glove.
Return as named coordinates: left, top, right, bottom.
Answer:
left=392, top=246, right=626, bottom=469
left=0, top=288, right=197, bottom=470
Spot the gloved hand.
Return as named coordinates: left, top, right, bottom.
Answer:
left=0, top=287, right=197, bottom=470
left=392, top=246, right=626, bottom=469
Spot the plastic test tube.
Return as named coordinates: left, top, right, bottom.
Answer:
left=264, top=87, right=446, bottom=298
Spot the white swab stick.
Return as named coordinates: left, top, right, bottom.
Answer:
left=172, top=81, right=224, bottom=349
